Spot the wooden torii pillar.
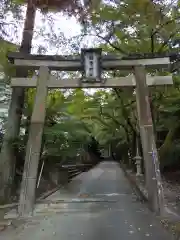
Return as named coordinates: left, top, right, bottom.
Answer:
left=18, top=66, right=49, bottom=216
left=8, top=52, right=172, bottom=216
left=134, top=66, right=164, bottom=214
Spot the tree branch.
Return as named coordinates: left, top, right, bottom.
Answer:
left=150, top=28, right=155, bottom=53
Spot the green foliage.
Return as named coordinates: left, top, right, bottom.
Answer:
left=2, top=0, right=180, bottom=171
left=0, top=39, right=17, bottom=81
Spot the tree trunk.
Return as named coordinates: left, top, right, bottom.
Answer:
left=0, top=0, right=36, bottom=202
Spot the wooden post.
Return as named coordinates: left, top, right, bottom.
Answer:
left=18, top=66, right=49, bottom=217
left=134, top=65, right=164, bottom=215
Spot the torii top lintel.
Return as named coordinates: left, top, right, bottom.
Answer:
left=7, top=51, right=175, bottom=71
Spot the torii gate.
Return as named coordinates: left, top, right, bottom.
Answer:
left=8, top=50, right=173, bottom=217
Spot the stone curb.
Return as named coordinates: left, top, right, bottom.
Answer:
left=121, top=163, right=180, bottom=240
left=0, top=186, right=61, bottom=232
left=0, top=186, right=61, bottom=211
left=37, top=186, right=60, bottom=200
left=0, top=170, right=91, bottom=231
left=120, top=163, right=148, bottom=203
left=0, top=163, right=98, bottom=233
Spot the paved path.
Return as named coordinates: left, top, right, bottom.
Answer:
left=1, top=162, right=174, bottom=239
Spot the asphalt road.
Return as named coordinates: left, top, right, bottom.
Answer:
left=1, top=161, right=174, bottom=239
